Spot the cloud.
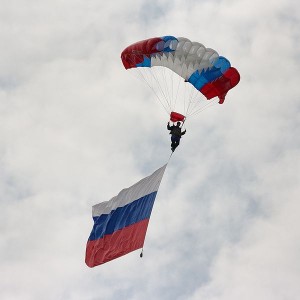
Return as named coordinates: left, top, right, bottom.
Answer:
left=1, top=0, right=300, bottom=299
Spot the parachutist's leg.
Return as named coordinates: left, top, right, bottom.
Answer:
left=172, top=141, right=177, bottom=152
left=171, top=137, right=176, bottom=151
left=170, top=136, right=180, bottom=152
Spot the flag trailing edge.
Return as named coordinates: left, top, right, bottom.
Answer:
left=85, top=164, right=167, bottom=267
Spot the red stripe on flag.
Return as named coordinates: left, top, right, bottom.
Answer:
left=85, top=219, right=150, bottom=267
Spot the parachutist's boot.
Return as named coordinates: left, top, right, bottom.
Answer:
left=171, top=143, right=175, bottom=152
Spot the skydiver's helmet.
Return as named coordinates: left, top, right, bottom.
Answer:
left=176, top=122, right=181, bottom=127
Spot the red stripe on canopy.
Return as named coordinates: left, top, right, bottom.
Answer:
left=121, top=37, right=163, bottom=69
left=200, top=67, right=240, bottom=103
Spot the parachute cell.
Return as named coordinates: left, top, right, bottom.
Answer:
left=200, top=67, right=240, bottom=104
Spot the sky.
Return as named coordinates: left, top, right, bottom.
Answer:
left=1, top=0, right=300, bottom=299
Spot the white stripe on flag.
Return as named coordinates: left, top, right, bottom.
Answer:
left=92, top=164, right=167, bottom=217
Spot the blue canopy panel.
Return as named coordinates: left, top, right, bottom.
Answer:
left=136, top=56, right=151, bottom=67
left=187, top=56, right=231, bottom=90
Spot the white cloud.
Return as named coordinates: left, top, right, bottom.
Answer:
left=1, top=0, right=300, bottom=299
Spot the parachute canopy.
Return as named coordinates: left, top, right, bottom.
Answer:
left=121, top=36, right=240, bottom=117
left=85, top=164, right=167, bottom=267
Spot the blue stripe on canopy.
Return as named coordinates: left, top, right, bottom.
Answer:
left=188, top=56, right=231, bottom=90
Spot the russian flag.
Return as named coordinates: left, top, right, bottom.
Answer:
left=85, top=164, right=167, bottom=267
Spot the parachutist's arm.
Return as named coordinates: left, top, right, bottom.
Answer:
left=167, top=123, right=172, bottom=130
left=181, top=129, right=186, bottom=135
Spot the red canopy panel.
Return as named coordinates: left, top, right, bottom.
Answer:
left=200, top=67, right=240, bottom=104
left=121, top=37, right=163, bottom=69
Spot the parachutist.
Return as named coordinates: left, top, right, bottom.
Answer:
left=167, top=121, right=186, bottom=152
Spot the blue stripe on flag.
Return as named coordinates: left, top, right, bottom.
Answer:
left=88, top=191, right=157, bottom=241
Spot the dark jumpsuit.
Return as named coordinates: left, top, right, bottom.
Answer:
left=167, top=123, right=186, bottom=151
